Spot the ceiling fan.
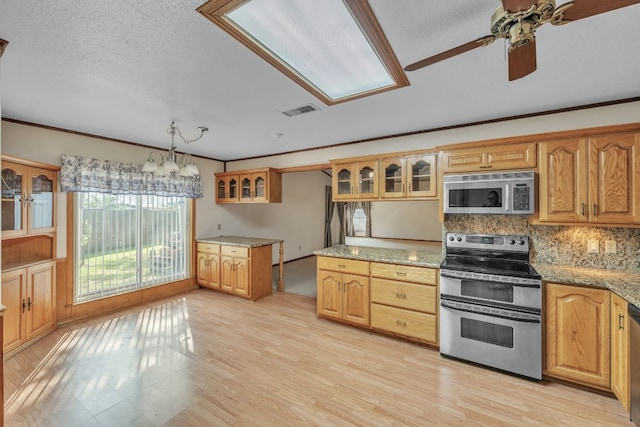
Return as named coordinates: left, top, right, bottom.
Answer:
left=404, top=0, right=640, bottom=81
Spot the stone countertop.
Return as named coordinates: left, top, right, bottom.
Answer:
left=313, top=245, right=640, bottom=307
left=533, top=263, right=640, bottom=308
left=197, top=236, right=283, bottom=248
left=313, top=245, right=442, bottom=269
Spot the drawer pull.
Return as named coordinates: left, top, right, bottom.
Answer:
left=395, top=293, right=407, bottom=299
left=337, top=264, right=346, bottom=268
left=395, top=272, right=407, bottom=277
left=396, top=320, right=407, bottom=327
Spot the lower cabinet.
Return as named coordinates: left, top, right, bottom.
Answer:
left=316, top=257, right=370, bottom=326
left=370, top=262, right=438, bottom=345
left=545, top=283, right=611, bottom=390
left=611, top=292, right=630, bottom=411
left=316, top=256, right=438, bottom=345
left=196, top=243, right=221, bottom=289
left=196, top=243, right=273, bottom=301
left=2, top=261, right=56, bottom=354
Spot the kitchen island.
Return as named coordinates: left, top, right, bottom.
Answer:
left=196, top=236, right=284, bottom=300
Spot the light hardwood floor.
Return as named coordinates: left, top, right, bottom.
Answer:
left=4, top=289, right=633, bottom=426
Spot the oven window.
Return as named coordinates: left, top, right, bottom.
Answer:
left=461, top=318, right=514, bottom=348
left=449, top=187, right=503, bottom=208
left=461, top=279, right=514, bottom=303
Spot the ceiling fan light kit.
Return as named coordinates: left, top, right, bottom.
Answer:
left=404, top=0, right=640, bottom=81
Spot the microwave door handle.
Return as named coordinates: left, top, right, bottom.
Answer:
left=504, top=184, right=510, bottom=212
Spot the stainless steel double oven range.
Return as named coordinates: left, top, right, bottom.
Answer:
left=439, top=232, right=542, bottom=380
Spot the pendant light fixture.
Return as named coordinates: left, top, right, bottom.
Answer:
left=142, top=121, right=208, bottom=177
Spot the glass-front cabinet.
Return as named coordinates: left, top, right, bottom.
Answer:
left=216, top=174, right=239, bottom=203
left=332, top=161, right=378, bottom=200
left=240, top=171, right=267, bottom=202
left=379, top=153, right=437, bottom=199
left=2, top=161, right=56, bottom=237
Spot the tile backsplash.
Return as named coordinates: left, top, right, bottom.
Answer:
left=443, top=215, right=640, bottom=271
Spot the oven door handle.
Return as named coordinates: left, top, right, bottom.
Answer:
left=440, top=300, right=541, bottom=323
left=439, top=272, right=541, bottom=289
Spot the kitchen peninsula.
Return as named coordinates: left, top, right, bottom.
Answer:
left=196, top=236, right=284, bottom=301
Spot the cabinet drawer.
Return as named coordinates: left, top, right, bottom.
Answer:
left=197, top=243, right=220, bottom=254
left=221, top=245, right=249, bottom=258
left=370, top=278, right=436, bottom=313
left=370, top=262, right=437, bottom=285
left=371, top=303, right=437, bottom=343
left=317, top=256, right=369, bottom=276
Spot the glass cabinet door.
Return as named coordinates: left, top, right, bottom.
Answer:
left=29, top=173, right=54, bottom=232
left=217, top=179, right=226, bottom=200
left=228, top=178, right=238, bottom=200
left=357, top=161, right=378, bottom=198
left=335, top=166, right=353, bottom=197
left=407, top=154, right=437, bottom=198
left=1, top=165, right=26, bottom=235
left=380, top=157, right=405, bottom=198
left=240, top=177, right=252, bottom=200
left=254, top=175, right=265, bottom=200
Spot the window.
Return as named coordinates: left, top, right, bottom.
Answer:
left=74, top=192, right=189, bottom=303
left=197, top=0, right=409, bottom=105
left=352, top=206, right=367, bottom=237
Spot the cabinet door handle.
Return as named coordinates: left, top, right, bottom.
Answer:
left=581, top=203, right=585, bottom=216
left=27, top=297, right=33, bottom=311
left=619, top=313, right=625, bottom=330
left=395, top=293, right=407, bottom=299
left=396, top=320, right=407, bottom=327
left=593, top=203, right=597, bottom=216
left=22, top=299, right=27, bottom=313
left=23, top=192, right=28, bottom=207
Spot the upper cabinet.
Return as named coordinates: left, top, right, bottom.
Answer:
left=331, top=151, right=437, bottom=201
left=215, top=168, right=282, bottom=204
left=440, top=142, right=536, bottom=173
left=379, top=153, right=437, bottom=199
left=332, top=160, right=379, bottom=200
left=2, top=158, right=57, bottom=238
left=538, top=132, right=640, bottom=225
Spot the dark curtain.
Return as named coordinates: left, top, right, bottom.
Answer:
left=361, top=201, right=372, bottom=237
left=323, top=186, right=334, bottom=247
left=344, top=202, right=358, bottom=237
left=336, top=202, right=345, bottom=244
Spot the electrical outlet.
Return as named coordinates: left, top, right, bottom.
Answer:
left=217, top=223, right=221, bottom=231
left=298, top=245, right=302, bottom=250
left=587, top=239, right=599, bottom=253
left=605, top=240, right=617, bottom=254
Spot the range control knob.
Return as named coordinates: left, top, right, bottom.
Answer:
left=509, top=239, right=516, bottom=245
left=449, top=236, right=454, bottom=241
left=519, top=239, right=526, bottom=245
left=456, top=237, right=462, bottom=242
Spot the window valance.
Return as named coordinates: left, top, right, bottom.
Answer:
left=60, top=155, right=203, bottom=199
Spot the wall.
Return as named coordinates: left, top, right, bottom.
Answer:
left=444, top=215, right=640, bottom=271
left=371, top=200, right=440, bottom=241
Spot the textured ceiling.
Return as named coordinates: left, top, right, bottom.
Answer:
left=1, top=0, right=639, bottom=161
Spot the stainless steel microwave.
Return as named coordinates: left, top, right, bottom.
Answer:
left=443, top=170, right=535, bottom=215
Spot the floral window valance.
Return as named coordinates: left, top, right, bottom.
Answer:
left=60, top=155, right=203, bottom=199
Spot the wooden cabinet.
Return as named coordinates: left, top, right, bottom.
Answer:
left=440, top=142, right=536, bottom=173
left=379, top=153, right=437, bottom=199
left=216, top=174, right=239, bottom=203
left=221, top=245, right=250, bottom=297
left=538, top=133, right=640, bottom=225
left=370, top=262, right=438, bottom=345
left=215, top=168, right=281, bottom=204
left=611, top=292, right=630, bottom=411
left=2, top=261, right=56, bottom=354
left=196, top=242, right=220, bottom=289
left=316, top=256, right=370, bottom=326
left=2, top=160, right=56, bottom=237
left=545, top=283, right=611, bottom=390
left=196, top=242, right=273, bottom=301
left=332, top=160, right=379, bottom=201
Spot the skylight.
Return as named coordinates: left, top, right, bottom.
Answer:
left=197, top=0, right=409, bottom=105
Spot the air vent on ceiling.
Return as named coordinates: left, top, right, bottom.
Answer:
left=281, top=104, right=319, bottom=117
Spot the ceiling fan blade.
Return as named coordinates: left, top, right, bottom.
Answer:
left=404, top=36, right=495, bottom=72
left=501, top=0, right=538, bottom=12
left=558, top=0, right=640, bottom=22
left=508, top=40, right=537, bottom=81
